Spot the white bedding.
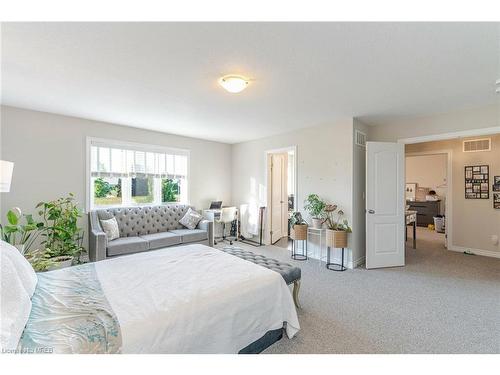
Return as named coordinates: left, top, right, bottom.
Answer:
left=95, top=244, right=300, bottom=353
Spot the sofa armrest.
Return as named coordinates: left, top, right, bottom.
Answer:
left=198, top=219, right=214, bottom=247
left=88, top=213, right=107, bottom=262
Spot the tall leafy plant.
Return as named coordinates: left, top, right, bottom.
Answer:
left=36, top=193, right=85, bottom=261
left=0, top=207, right=43, bottom=253
left=303, top=194, right=326, bottom=219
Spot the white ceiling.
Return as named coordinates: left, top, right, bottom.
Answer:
left=1, top=22, right=499, bottom=144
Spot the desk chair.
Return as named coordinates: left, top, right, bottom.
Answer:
left=214, top=207, right=238, bottom=245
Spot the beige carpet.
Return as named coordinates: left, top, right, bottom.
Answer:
left=220, top=228, right=500, bottom=353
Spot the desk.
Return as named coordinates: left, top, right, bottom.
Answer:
left=405, top=210, right=417, bottom=249
left=203, top=207, right=239, bottom=240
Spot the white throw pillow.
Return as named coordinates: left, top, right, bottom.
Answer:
left=0, top=240, right=37, bottom=297
left=100, top=217, right=120, bottom=241
left=0, top=251, right=33, bottom=351
left=179, top=208, right=203, bottom=230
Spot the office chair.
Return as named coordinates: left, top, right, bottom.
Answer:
left=214, top=207, right=238, bottom=245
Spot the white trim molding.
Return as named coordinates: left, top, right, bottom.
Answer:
left=448, top=245, right=500, bottom=259
left=398, top=126, right=500, bottom=145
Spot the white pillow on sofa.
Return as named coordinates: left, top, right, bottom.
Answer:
left=0, top=240, right=37, bottom=297
left=179, top=208, right=203, bottom=230
left=0, top=250, right=33, bottom=351
left=100, top=217, right=120, bottom=241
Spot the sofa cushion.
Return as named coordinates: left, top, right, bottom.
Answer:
left=170, top=229, right=208, bottom=243
left=140, top=232, right=182, bottom=250
left=107, top=237, right=149, bottom=257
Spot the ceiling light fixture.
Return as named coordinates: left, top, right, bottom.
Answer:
left=219, top=75, right=250, bottom=93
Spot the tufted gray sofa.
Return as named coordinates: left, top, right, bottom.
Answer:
left=88, top=204, right=213, bottom=262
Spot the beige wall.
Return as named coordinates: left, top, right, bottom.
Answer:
left=369, top=104, right=499, bottom=142
left=406, top=135, right=500, bottom=255
left=231, top=119, right=357, bottom=265
left=0, top=106, right=232, bottom=246
left=406, top=154, right=448, bottom=214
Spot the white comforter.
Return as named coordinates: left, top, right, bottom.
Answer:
left=95, top=244, right=300, bottom=353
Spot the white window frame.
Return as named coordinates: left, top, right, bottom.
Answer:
left=85, top=137, right=190, bottom=212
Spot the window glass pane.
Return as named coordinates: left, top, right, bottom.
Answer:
left=111, top=148, right=124, bottom=174
left=93, top=177, right=122, bottom=206
left=145, top=152, right=155, bottom=174
left=174, top=155, right=187, bottom=176
left=134, top=151, right=146, bottom=174
left=132, top=176, right=154, bottom=204
left=91, top=146, right=98, bottom=171
left=161, top=178, right=181, bottom=203
left=98, top=147, right=110, bottom=172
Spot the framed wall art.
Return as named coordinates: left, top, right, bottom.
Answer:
left=493, top=176, right=500, bottom=192
left=464, top=165, right=489, bottom=199
left=494, top=193, right=500, bottom=209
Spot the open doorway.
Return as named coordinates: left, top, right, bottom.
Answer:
left=405, top=150, right=450, bottom=253
left=266, top=147, right=296, bottom=248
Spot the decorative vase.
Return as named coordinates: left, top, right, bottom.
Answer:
left=291, top=224, right=308, bottom=241
left=311, top=218, right=323, bottom=229
left=47, top=256, right=74, bottom=271
left=326, top=229, right=348, bottom=248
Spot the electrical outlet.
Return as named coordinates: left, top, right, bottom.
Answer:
left=491, top=235, right=499, bottom=246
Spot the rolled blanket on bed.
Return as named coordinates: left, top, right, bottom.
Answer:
left=18, top=263, right=122, bottom=354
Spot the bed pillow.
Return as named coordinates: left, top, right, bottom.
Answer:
left=0, top=240, right=37, bottom=297
left=100, top=217, right=120, bottom=241
left=179, top=208, right=203, bottom=230
left=0, top=251, right=32, bottom=351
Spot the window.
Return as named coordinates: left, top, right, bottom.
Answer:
left=88, top=138, right=189, bottom=209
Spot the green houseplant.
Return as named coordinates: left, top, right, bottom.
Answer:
left=289, top=212, right=307, bottom=241
left=36, top=193, right=85, bottom=268
left=304, top=194, right=326, bottom=229
left=0, top=207, right=44, bottom=254
left=324, top=204, right=352, bottom=248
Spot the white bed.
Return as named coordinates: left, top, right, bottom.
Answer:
left=94, top=244, right=300, bottom=353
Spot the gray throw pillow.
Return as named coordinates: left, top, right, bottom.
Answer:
left=179, top=208, right=203, bottom=230
left=100, top=217, right=120, bottom=241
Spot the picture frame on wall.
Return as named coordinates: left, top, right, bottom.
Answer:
left=406, top=183, right=417, bottom=201
left=493, top=176, right=500, bottom=192
left=494, top=193, right=500, bottom=209
left=465, top=165, right=489, bottom=199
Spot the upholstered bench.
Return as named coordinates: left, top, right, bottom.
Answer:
left=219, top=247, right=302, bottom=308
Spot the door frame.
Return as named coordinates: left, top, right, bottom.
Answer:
left=405, top=150, right=453, bottom=249
left=265, top=146, right=298, bottom=245
left=398, top=125, right=500, bottom=254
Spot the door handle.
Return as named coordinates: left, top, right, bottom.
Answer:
left=367, top=209, right=376, bottom=214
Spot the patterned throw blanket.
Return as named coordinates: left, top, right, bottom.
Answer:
left=18, top=263, right=122, bottom=354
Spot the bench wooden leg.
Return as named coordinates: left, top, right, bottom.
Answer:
left=293, top=280, right=301, bottom=309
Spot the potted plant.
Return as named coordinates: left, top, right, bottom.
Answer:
left=0, top=207, right=44, bottom=254
left=289, top=211, right=308, bottom=241
left=324, top=204, right=352, bottom=248
left=24, top=248, right=57, bottom=272
left=36, top=193, right=85, bottom=269
left=303, top=194, right=326, bottom=229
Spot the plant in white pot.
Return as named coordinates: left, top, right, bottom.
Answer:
left=324, top=204, right=352, bottom=248
left=0, top=207, right=44, bottom=254
left=36, top=193, right=85, bottom=270
left=303, top=194, right=326, bottom=229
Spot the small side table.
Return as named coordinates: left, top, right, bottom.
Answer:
left=326, top=246, right=347, bottom=271
left=307, top=227, right=326, bottom=264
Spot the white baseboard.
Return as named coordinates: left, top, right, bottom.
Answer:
left=448, top=245, right=500, bottom=259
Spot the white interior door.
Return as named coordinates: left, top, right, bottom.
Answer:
left=270, top=153, right=288, bottom=244
left=366, top=142, right=405, bottom=269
